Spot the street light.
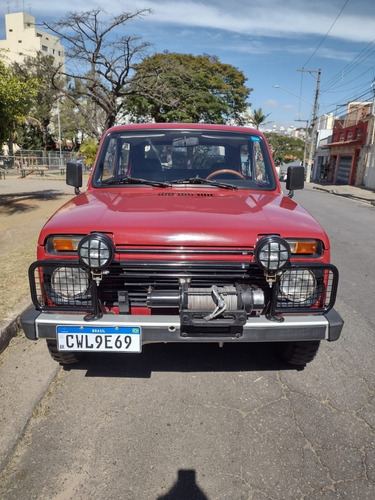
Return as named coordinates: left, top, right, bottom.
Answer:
left=57, top=100, right=63, bottom=168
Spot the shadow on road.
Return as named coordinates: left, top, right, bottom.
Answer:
left=156, top=469, right=208, bottom=500
left=65, top=342, right=302, bottom=377
left=0, top=190, right=67, bottom=215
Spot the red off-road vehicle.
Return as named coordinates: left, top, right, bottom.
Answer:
left=22, top=124, right=343, bottom=366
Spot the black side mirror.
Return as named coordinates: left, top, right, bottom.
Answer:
left=66, top=161, right=83, bottom=195
left=286, top=165, right=304, bottom=198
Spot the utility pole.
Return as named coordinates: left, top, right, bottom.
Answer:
left=297, top=68, right=321, bottom=183
left=295, top=119, right=309, bottom=170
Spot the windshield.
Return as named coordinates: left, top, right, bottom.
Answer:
left=92, top=129, right=276, bottom=190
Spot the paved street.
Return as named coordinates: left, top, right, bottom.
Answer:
left=0, top=180, right=375, bottom=499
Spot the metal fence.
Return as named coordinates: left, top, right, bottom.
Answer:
left=0, top=150, right=77, bottom=170
left=0, top=150, right=87, bottom=179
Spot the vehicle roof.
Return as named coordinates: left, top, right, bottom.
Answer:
left=106, top=123, right=263, bottom=136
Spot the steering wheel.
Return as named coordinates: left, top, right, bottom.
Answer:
left=206, top=169, right=245, bottom=180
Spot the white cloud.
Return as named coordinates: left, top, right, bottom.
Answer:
left=13, top=0, right=375, bottom=44
left=264, top=99, right=279, bottom=107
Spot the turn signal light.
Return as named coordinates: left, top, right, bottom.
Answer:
left=47, top=236, right=83, bottom=254
left=53, top=238, right=76, bottom=251
left=287, top=240, right=320, bottom=256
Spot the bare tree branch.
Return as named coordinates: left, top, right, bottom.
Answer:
left=42, top=8, right=151, bottom=137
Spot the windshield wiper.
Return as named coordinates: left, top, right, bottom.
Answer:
left=101, top=177, right=171, bottom=188
left=170, top=177, right=238, bottom=190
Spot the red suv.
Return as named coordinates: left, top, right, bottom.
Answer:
left=22, top=123, right=343, bottom=366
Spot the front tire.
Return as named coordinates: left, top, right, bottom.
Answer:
left=46, top=339, right=82, bottom=365
left=278, top=341, right=320, bottom=366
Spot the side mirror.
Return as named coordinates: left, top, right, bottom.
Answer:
left=286, top=165, right=304, bottom=198
left=66, top=161, right=83, bottom=195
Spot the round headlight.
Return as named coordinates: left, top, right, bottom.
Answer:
left=255, top=236, right=290, bottom=272
left=51, top=267, right=90, bottom=299
left=279, top=269, right=316, bottom=303
left=78, top=233, right=115, bottom=270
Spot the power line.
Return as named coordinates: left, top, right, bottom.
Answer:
left=321, top=40, right=375, bottom=93
left=302, top=0, right=351, bottom=68
left=324, top=77, right=372, bottom=95
left=320, top=86, right=374, bottom=117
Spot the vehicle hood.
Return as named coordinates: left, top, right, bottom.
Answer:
left=39, top=188, right=328, bottom=248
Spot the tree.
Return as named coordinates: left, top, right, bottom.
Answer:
left=12, top=53, right=62, bottom=152
left=42, top=8, right=151, bottom=139
left=250, top=108, right=270, bottom=129
left=79, top=138, right=98, bottom=166
left=265, top=132, right=305, bottom=166
left=126, top=52, right=252, bottom=124
left=50, top=93, right=87, bottom=150
left=0, top=57, right=39, bottom=151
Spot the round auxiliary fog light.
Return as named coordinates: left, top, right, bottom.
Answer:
left=279, top=269, right=316, bottom=303
left=78, top=233, right=115, bottom=270
left=255, top=235, right=290, bottom=272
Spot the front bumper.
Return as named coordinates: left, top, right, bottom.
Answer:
left=21, top=308, right=343, bottom=344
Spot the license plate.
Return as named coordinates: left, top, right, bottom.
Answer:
left=56, top=326, right=141, bottom=353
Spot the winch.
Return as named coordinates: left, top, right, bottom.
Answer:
left=146, top=283, right=265, bottom=325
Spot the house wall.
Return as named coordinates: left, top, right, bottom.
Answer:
left=0, top=12, right=65, bottom=71
left=327, top=106, right=370, bottom=186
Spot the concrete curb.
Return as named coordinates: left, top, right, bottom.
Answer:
left=0, top=303, right=31, bottom=355
left=0, top=332, right=60, bottom=473
left=312, top=185, right=375, bottom=206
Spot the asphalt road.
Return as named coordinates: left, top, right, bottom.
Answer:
left=0, top=184, right=375, bottom=499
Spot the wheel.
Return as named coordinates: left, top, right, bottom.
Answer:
left=278, top=341, right=320, bottom=366
left=206, top=169, right=245, bottom=180
left=46, top=339, right=82, bottom=365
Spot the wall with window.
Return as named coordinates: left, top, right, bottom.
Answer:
left=0, top=12, right=65, bottom=72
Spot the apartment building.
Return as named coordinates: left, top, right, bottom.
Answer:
left=0, top=12, right=65, bottom=71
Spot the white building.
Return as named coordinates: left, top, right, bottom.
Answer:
left=0, top=12, right=65, bottom=71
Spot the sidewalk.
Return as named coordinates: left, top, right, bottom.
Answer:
left=0, top=176, right=75, bottom=354
left=310, top=181, right=375, bottom=205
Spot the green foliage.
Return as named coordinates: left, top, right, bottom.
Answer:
left=251, top=108, right=271, bottom=129
left=265, top=132, right=305, bottom=166
left=12, top=53, right=63, bottom=150
left=127, top=52, right=252, bottom=124
left=50, top=93, right=87, bottom=149
left=0, top=57, right=39, bottom=148
left=79, top=138, right=98, bottom=166
left=15, top=122, right=54, bottom=150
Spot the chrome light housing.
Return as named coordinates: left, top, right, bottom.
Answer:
left=255, top=236, right=290, bottom=272
left=78, top=233, right=115, bottom=270
left=279, top=269, right=316, bottom=303
left=51, top=267, right=90, bottom=300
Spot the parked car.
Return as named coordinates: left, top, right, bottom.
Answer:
left=22, top=123, right=343, bottom=366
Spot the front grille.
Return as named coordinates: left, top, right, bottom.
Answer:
left=99, top=261, right=267, bottom=307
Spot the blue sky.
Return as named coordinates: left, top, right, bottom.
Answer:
left=1, top=0, right=375, bottom=129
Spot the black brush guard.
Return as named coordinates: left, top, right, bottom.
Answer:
left=28, top=260, right=339, bottom=327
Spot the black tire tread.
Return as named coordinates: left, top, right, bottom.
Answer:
left=279, top=341, right=320, bottom=366
left=46, top=339, right=82, bottom=365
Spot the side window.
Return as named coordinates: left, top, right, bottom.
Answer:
left=241, top=138, right=269, bottom=185
left=253, top=141, right=266, bottom=181
left=102, top=138, right=117, bottom=180
left=240, top=144, right=251, bottom=177
left=101, top=138, right=130, bottom=181
left=119, top=142, right=130, bottom=176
